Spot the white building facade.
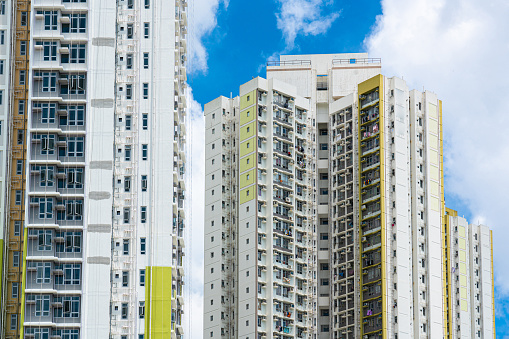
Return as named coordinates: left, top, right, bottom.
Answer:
left=203, top=53, right=495, bottom=339
left=0, top=1, right=187, bottom=338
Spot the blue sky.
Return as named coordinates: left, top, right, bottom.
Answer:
left=185, top=0, right=509, bottom=337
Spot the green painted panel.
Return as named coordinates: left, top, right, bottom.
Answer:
left=240, top=107, right=255, bottom=126
left=240, top=187, right=255, bottom=204
left=240, top=90, right=256, bottom=110
left=145, top=266, right=173, bottom=338
left=240, top=121, right=255, bottom=142
left=240, top=154, right=255, bottom=173
left=240, top=137, right=255, bottom=157
left=240, top=169, right=255, bottom=188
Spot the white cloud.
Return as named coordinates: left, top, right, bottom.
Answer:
left=275, top=0, right=340, bottom=50
left=188, top=0, right=229, bottom=73
left=183, top=88, right=205, bottom=337
left=366, top=0, right=509, bottom=295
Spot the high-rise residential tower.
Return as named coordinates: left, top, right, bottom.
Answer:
left=0, top=1, right=187, bottom=338
left=203, top=53, right=495, bottom=339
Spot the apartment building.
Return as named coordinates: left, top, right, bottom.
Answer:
left=203, top=53, right=495, bottom=339
left=443, top=209, right=495, bottom=339
left=0, top=1, right=187, bottom=338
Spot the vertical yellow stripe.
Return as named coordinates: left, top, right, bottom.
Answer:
left=145, top=266, right=173, bottom=338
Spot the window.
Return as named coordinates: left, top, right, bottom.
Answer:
left=62, top=14, right=87, bottom=33
left=19, top=70, right=26, bottom=85
left=141, top=206, right=147, bottom=223
left=55, top=231, right=82, bottom=253
left=21, top=12, right=28, bottom=26
left=139, top=302, right=145, bottom=319
left=127, top=24, right=133, bottom=39
left=140, top=269, right=145, bottom=286
left=18, top=100, right=25, bottom=115
left=145, top=0, right=150, bottom=8
left=59, top=105, right=85, bottom=126
left=54, top=296, right=80, bottom=318
left=13, top=251, right=20, bottom=267
left=0, top=1, right=4, bottom=15
left=141, top=175, right=147, bottom=191
left=61, top=44, right=86, bottom=64
left=125, top=115, right=132, bottom=130
left=143, top=83, right=148, bottom=99
left=17, top=130, right=24, bottom=145
left=123, top=239, right=129, bottom=255
left=125, top=145, right=132, bottom=161
left=15, top=190, right=22, bottom=205
left=144, top=23, right=150, bottom=38
left=38, top=72, right=58, bottom=92
left=32, top=197, right=53, bottom=219
left=122, top=271, right=129, bottom=287
left=20, top=41, right=27, bottom=56
left=142, top=144, right=148, bottom=160
left=127, top=0, right=133, bottom=9
left=320, top=143, right=328, bottom=150
left=14, top=221, right=21, bottom=236
left=0, top=90, right=2, bottom=105
left=10, top=314, right=17, bottom=331
left=140, top=238, right=146, bottom=254
left=56, top=200, right=83, bottom=221
left=0, top=31, right=4, bottom=45
left=126, top=54, right=133, bottom=69
left=30, top=262, right=51, bottom=284
left=41, top=11, right=58, bottom=30
left=11, top=283, right=19, bottom=298
left=60, top=136, right=84, bottom=157
left=54, top=264, right=81, bottom=285
left=0, top=60, right=3, bottom=74
left=123, top=207, right=130, bottom=223
left=142, top=114, right=148, bottom=129
left=143, top=53, right=149, bottom=69
left=126, top=84, right=133, bottom=99
left=37, top=230, right=52, bottom=250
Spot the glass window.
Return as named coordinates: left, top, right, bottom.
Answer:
left=40, top=11, right=58, bottom=30
left=142, top=114, right=148, bottom=129
left=53, top=296, right=80, bottom=318
left=140, top=269, right=145, bottom=286
left=140, top=238, right=146, bottom=254
left=55, top=232, right=82, bottom=253
left=62, top=14, right=87, bottom=33
left=141, top=175, right=147, bottom=191
left=35, top=295, right=51, bottom=316
left=56, top=200, right=83, bottom=221
left=55, top=264, right=81, bottom=285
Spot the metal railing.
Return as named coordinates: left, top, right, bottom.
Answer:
left=332, top=58, right=381, bottom=65
left=267, top=59, right=312, bottom=67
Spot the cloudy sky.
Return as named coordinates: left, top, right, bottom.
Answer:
left=185, top=0, right=509, bottom=337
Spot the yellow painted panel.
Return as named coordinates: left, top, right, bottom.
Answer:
left=459, top=250, right=466, bottom=262
left=430, top=165, right=439, bottom=180
left=240, top=90, right=256, bottom=110
left=240, top=137, right=255, bottom=157
left=240, top=153, right=255, bottom=173
left=429, top=103, right=438, bottom=119
left=458, top=226, right=466, bottom=238
left=240, top=169, right=255, bottom=188
left=429, top=134, right=438, bottom=149
left=240, top=107, right=255, bottom=126
left=429, top=119, right=438, bottom=134
left=429, top=149, right=438, bottom=165
left=145, top=266, right=173, bottom=338
left=460, top=263, right=466, bottom=274
left=430, top=181, right=439, bottom=196
left=461, top=300, right=468, bottom=312
left=240, top=121, right=255, bottom=142
left=240, top=187, right=255, bottom=204
left=460, top=275, right=467, bottom=287
left=459, top=238, right=466, bottom=250
left=461, top=288, right=467, bottom=299
left=358, top=74, right=383, bottom=95
left=430, top=197, right=439, bottom=211
left=446, top=207, right=458, bottom=217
